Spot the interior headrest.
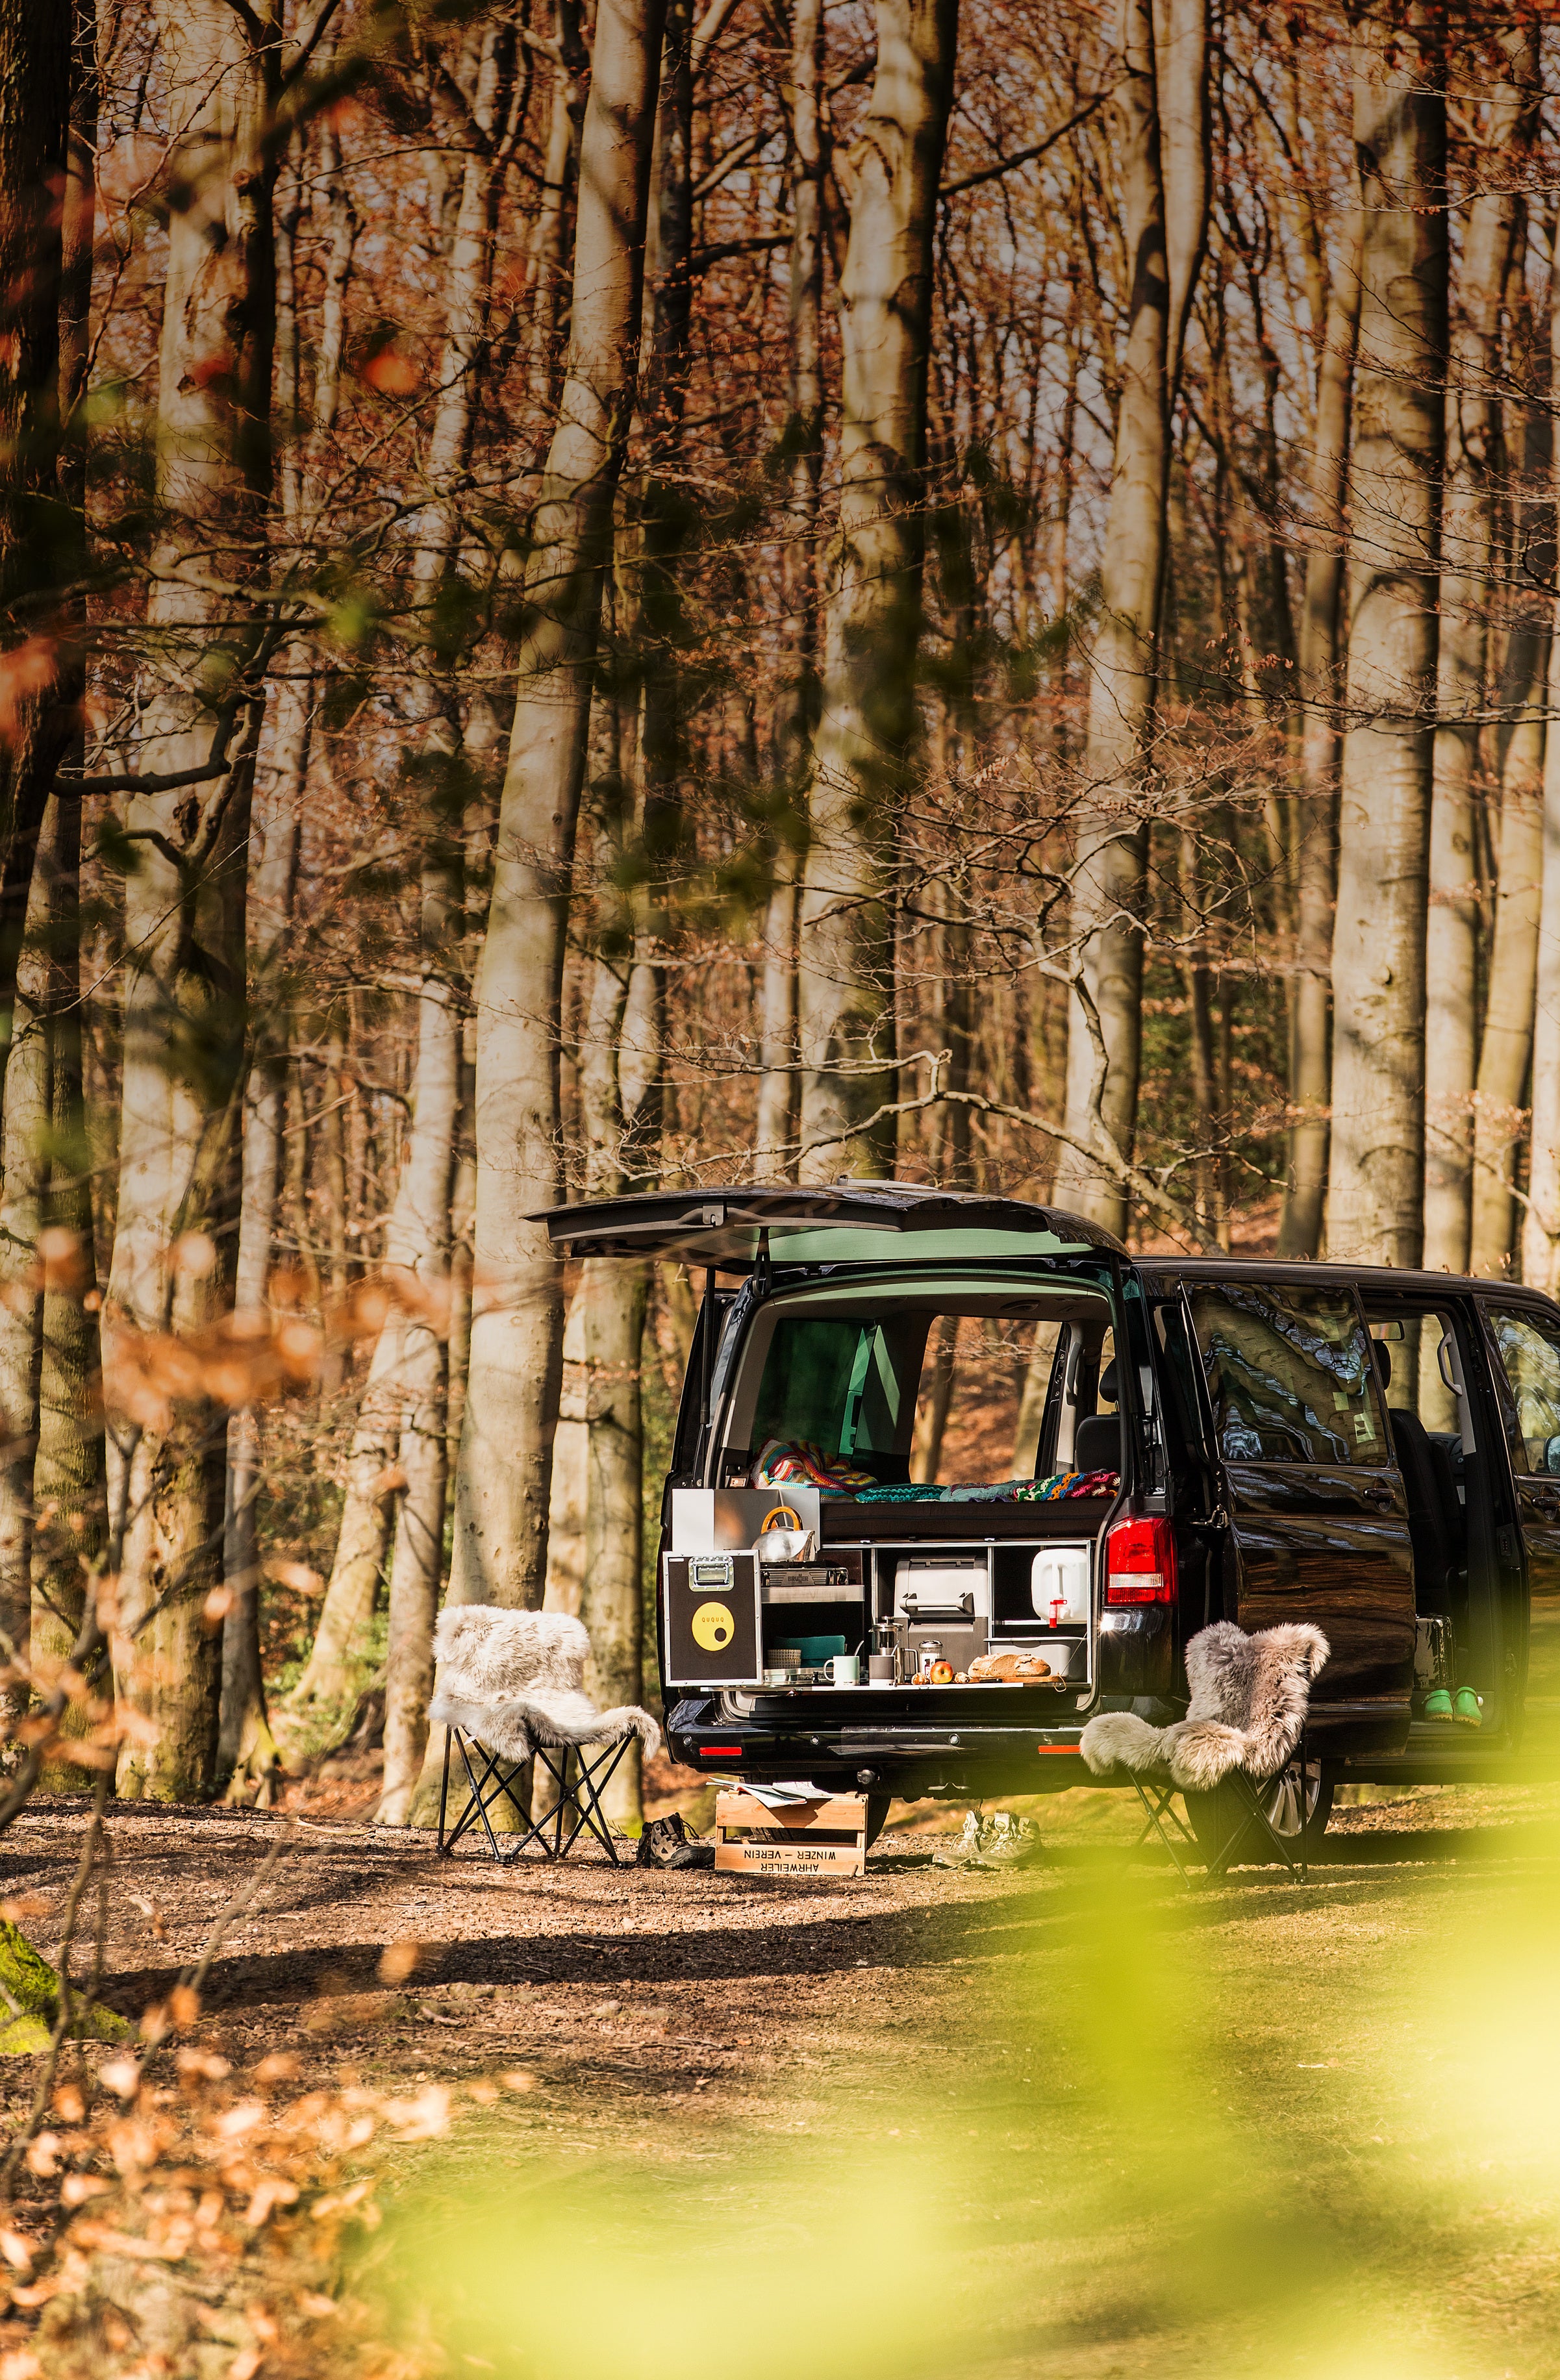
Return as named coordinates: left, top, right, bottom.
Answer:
left=1373, top=1340, right=1391, bottom=1390
left=1098, top=1357, right=1118, bottom=1405
left=1073, top=1412, right=1121, bottom=1474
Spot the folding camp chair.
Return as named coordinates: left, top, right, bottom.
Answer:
left=436, top=1722, right=644, bottom=1866
left=428, top=1605, right=659, bottom=1866
left=1082, top=1620, right=1327, bottom=1887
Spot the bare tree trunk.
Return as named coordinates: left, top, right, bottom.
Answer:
left=560, top=0, right=694, bottom=1836
left=0, top=0, right=79, bottom=1071
left=543, top=1288, right=588, bottom=1616
left=1470, top=651, right=1548, bottom=1276
left=1422, top=31, right=1534, bottom=1273
left=1324, top=4, right=1447, bottom=1268
left=1524, top=249, right=1560, bottom=1292
left=451, top=0, right=666, bottom=1623
left=220, top=103, right=355, bottom=1796
left=757, top=0, right=824, bottom=1177
left=1278, top=205, right=1363, bottom=1258
left=280, top=1331, right=400, bottom=1739
left=375, top=855, right=461, bottom=1823
left=32, top=791, right=104, bottom=1782
left=755, top=844, right=798, bottom=1173
left=1052, top=0, right=1209, bottom=1234
left=0, top=0, right=97, bottom=1707
left=0, top=842, right=51, bottom=1694
left=796, top=0, right=959, bottom=1180
left=1470, top=312, right=1553, bottom=1279
left=107, top=0, right=275, bottom=1801
left=526, top=0, right=588, bottom=427
left=581, top=1256, right=647, bottom=1785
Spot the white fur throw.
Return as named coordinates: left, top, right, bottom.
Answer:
left=434, top=1605, right=589, bottom=1696
left=1081, top=1620, right=1328, bottom=1792
left=429, top=1605, right=661, bottom=1765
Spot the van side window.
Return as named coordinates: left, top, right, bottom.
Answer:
left=1189, top=1283, right=1381, bottom=1466
left=1485, top=1307, right=1560, bottom=1477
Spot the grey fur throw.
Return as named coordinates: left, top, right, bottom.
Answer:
left=428, top=1605, right=661, bottom=1764
left=1080, top=1619, right=1328, bottom=1792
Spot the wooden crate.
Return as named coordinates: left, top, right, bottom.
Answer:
left=714, top=1790, right=868, bottom=1879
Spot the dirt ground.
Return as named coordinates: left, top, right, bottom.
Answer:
left=7, top=1777, right=1560, bottom=2375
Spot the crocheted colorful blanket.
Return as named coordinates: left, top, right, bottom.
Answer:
left=751, top=1441, right=1117, bottom=1502
left=854, top=1470, right=1118, bottom=1503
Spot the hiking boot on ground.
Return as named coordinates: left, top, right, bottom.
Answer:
left=636, top=1814, right=712, bottom=1870
left=972, top=1810, right=1041, bottom=1869
left=932, top=1810, right=985, bottom=1868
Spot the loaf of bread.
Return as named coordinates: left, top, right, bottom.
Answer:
left=968, top=1650, right=1053, bottom=1683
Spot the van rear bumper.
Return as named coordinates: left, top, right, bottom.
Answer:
left=666, top=1695, right=1100, bottom=1798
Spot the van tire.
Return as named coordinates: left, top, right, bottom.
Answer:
left=1182, top=1758, right=1333, bottom=1864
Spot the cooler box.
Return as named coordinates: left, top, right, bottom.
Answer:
left=663, top=1551, right=762, bottom=1686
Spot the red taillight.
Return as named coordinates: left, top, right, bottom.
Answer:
left=1105, top=1516, right=1178, bottom=1606
left=700, top=1745, right=742, bottom=1757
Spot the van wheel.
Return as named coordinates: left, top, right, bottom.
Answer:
left=1182, top=1758, right=1332, bottom=1863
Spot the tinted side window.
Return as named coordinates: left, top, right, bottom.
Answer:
left=1486, top=1306, right=1560, bottom=1475
left=1189, top=1283, right=1381, bottom=1466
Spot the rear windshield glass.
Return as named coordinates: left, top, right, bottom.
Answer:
left=738, top=1300, right=1113, bottom=1488
left=1189, top=1283, right=1380, bottom=1466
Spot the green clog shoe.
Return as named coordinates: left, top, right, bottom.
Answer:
left=1422, top=1688, right=1455, bottom=1722
left=1453, top=1687, right=1482, bottom=1727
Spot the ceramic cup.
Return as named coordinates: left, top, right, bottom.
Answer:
left=827, top=1653, right=861, bottom=1686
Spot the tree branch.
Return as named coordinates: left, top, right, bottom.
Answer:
left=939, top=88, right=1112, bottom=199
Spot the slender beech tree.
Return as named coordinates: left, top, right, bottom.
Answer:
left=221, top=107, right=356, bottom=1797
left=1469, top=255, right=1552, bottom=1281
left=795, top=0, right=960, bottom=1181
left=1051, top=0, right=1209, bottom=1234
left=1525, top=241, right=1560, bottom=1296
left=8, top=0, right=103, bottom=1761
left=373, top=21, right=526, bottom=1825
left=106, top=0, right=277, bottom=1799
left=1325, top=2, right=1448, bottom=1268
left=1422, top=32, right=1533, bottom=1275
left=1277, top=205, right=1362, bottom=1259
left=756, top=0, right=825, bottom=1174
left=0, top=0, right=77, bottom=1072
left=442, top=0, right=668, bottom=1657
left=563, top=0, right=696, bottom=1833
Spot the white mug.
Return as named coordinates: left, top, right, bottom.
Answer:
left=827, top=1653, right=860, bottom=1686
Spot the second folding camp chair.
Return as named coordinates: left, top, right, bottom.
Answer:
left=1080, top=1620, right=1329, bottom=1885
left=428, top=1606, right=660, bottom=1866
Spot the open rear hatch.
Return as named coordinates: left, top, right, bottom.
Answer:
left=533, top=1183, right=1125, bottom=1267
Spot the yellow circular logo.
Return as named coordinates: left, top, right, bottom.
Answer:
left=692, top=1601, right=735, bottom=1653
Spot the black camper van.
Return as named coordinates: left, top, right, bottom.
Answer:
left=540, top=1184, right=1560, bottom=1848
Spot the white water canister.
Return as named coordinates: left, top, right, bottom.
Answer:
left=1030, top=1542, right=1090, bottom=1625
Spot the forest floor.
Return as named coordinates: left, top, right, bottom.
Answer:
left=5, top=1777, right=1560, bottom=2376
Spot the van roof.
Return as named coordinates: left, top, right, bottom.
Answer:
left=1146, top=1255, right=1540, bottom=1299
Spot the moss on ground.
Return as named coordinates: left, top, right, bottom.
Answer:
left=0, top=1919, right=127, bottom=2053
